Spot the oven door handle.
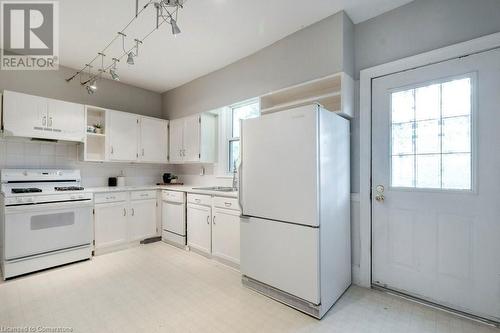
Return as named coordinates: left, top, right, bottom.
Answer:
left=5, top=200, right=94, bottom=214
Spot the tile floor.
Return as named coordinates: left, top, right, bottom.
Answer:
left=0, top=242, right=498, bottom=333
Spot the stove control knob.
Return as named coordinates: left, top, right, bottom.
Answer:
left=25, top=197, right=33, bottom=202
left=78, top=195, right=84, bottom=199
left=70, top=195, right=76, bottom=200
left=16, top=197, right=23, bottom=203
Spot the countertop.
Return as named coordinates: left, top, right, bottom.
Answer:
left=86, top=185, right=238, bottom=198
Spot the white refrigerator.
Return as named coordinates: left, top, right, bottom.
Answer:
left=239, top=104, right=351, bottom=319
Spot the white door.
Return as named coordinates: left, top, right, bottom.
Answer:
left=240, top=105, right=319, bottom=226
left=212, top=208, right=240, bottom=264
left=372, top=49, right=500, bottom=321
left=187, top=203, right=211, bottom=254
left=47, top=99, right=85, bottom=142
left=94, top=202, right=128, bottom=249
left=109, top=111, right=139, bottom=162
left=240, top=217, right=320, bottom=304
left=169, top=119, right=184, bottom=163
left=140, top=117, right=168, bottom=163
left=183, top=115, right=201, bottom=162
left=3, top=90, right=48, bottom=138
left=129, top=200, right=157, bottom=241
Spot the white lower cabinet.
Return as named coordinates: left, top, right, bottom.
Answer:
left=94, top=200, right=128, bottom=250
left=129, top=199, right=157, bottom=241
left=212, top=208, right=241, bottom=265
left=94, top=190, right=159, bottom=253
left=187, top=202, right=212, bottom=254
left=186, top=194, right=241, bottom=266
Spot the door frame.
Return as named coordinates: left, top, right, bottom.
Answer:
left=358, top=31, right=500, bottom=288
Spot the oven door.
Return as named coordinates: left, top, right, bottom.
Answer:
left=4, top=200, right=93, bottom=260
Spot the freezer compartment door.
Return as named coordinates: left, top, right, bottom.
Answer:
left=240, top=105, right=319, bottom=226
left=241, top=216, right=320, bottom=304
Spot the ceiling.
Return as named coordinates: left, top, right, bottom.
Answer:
left=60, top=0, right=412, bottom=93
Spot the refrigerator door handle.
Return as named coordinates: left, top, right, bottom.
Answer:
left=238, top=123, right=244, bottom=213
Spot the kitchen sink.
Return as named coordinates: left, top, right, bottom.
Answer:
left=192, top=186, right=237, bottom=192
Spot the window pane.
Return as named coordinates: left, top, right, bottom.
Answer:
left=442, top=78, right=471, bottom=117
left=442, top=116, right=471, bottom=153
left=416, top=154, right=441, bottom=188
left=415, top=84, right=440, bottom=121
left=392, top=155, right=414, bottom=187
left=392, top=123, right=414, bottom=155
left=442, top=153, right=471, bottom=190
left=232, top=102, right=259, bottom=137
left=229, top=140, right=240, bottom=171
left=392, top=90, right=414, bottom=123
left=416, top=120, right=440, bottom=154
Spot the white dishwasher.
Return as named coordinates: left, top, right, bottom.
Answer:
left=161, top=190, right=186, bottom=247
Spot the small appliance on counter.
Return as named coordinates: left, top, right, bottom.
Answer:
left=108, top=177, right=117, bottom=187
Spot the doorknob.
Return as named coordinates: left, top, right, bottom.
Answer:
left=375, top=185, right=385, bottom=202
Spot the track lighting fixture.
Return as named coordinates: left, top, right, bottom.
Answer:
left=66, top=0, right=188, bottom=94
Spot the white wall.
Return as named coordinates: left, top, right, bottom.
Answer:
left=0, top=138, right=171, bottom=187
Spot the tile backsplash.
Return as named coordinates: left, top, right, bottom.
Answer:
left=0, top=138, right=172, bottom=187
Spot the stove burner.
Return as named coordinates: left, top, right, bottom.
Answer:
left=12, top=188, right=42, bottom=194
left=54, top=186, right=85, bottom=192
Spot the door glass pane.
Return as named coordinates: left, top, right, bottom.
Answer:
left=442, top=116, right=471, bottom=153
left=392, top=123, right=414, bottom=155
left=442, top=78, right=471, bottom=117
left=392, top=90, right=414, bottom=123
left=392, top=155, right=414, bottom=187
left=442, top=153, right=471, bottom=189
left=415, top=84, right=440, bottom=121
left=416, top=154, right=441, bottom=188
left=416, top=120, right=440, bottom=154
left=390, top=76, right=473, bottom=190
left=229, top=140, right=240, bottom=172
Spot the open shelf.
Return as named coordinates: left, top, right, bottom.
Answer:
left=260, top=72, right=354, bottom=118
left=86, top=132, right=106, bottom=137
left=82, top=105, right=107, bottom=162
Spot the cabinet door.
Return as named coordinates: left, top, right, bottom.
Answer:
left=2, top=90, right=48, bottom=138
left=48, top=98, right=85, bottom=142
left=139, top=117, right=168, bottom=163
left=94, top=202, right=128, bottom=249
left=187, top=204, right=211, bottom=254
left=183, top=115, right=201, bottom=162
left=168, top=118, right=184, bottom=163
left=129, top=199, right=157, bottom=241
left=109, top=111, right=139, bottom=161
left=212, top=208, right=241, bottom=265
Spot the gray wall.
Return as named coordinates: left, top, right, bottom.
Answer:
left=162, top=11, right=353, bottom=119
left=0, top=65, right=162, bottom=117
left=354, top=0, right=500, bottom=77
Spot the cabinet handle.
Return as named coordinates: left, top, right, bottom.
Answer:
left=42, top=116, right=47, bottom=126
left=224, top=202, right=232, bottom=207
left=206, top=215, right=210, bottom=224
left=48, top=117, right=53, bottom=127
left=131, top=208, right=135, bottom=216
left=213, top=216, right=216, bottom=225
left=123, top=208, right=126, bottom=216
left=111, top=146, right=114, bottom=154
left=195, top=198, right=201, bottom=203
left=142, top=148, right=145, bottom=156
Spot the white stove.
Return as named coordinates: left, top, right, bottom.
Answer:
left=0, top=169, right=93, bottom=279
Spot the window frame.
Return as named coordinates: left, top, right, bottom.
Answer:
left=388, top=72, right=477, bottom=193
left=226, top=99, right=260, bottom=173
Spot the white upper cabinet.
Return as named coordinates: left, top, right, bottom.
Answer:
left=183, top=115, right=201, bottom=162
left=47, top=98, right=85, bottom=142
left=169, top=119, right=184, bottom=163
left=139, top=117, right=169, bottom=163
left=168, top=113, right=217, bottom=164
left=108, top=111, right=139, bottom=162
left=2, top=90, right=84, bottom=142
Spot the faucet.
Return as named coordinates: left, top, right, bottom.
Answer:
left=232, top=161, right=238, bottom=190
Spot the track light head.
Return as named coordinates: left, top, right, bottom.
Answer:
left=86, top=85, right=95, bottom=95
left=127, top=52, right=135, bottom=65
left=89, top=79, right=98, bottom=91
left=171, top=19, right=181, bottom=35
left=110, top=68, right=120, bottom=81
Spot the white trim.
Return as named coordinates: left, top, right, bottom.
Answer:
left=359, top=31, right=500, bottom=288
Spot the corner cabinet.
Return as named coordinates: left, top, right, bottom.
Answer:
left=169, top=113, right=217, bottom=164
left=2, top=90, right=85, bottom=142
